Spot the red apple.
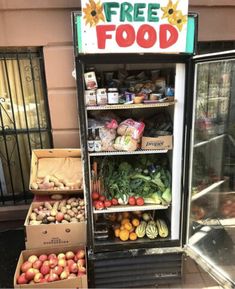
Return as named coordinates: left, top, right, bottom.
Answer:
left=75, top=249, right=85, bottom=260
left=29, top=280, right=35, bottom=285
left=17, top=273, right=28, bottom=284
left=78, top=272, right=86, bottom=277
left=58, top=258, right=67, bottom=267
left=39, top=254, right=48, bottom=262
left=49, top=257, right=58, bottom=268
left=60, top=270, right=69, bottom=280
left=57, top=253, right=66, bottom=259
left=44, top=274, right=50, bottom=282
left=69, top=263, right=78, bottom=273
left=67, top=259, right=75, bottom=267
left=65, top=251, right=75, bottom=260
left=48, top=253, right=57, bottom=260
left=43, top=260, right=50, bottom=267
left=77, top=259, right=85, bottom=267
left=33, top=268, right=39, bottom=274
left=40, top=264, right=50, bottom=275
left=47, top=272, right=59, bottom=282
left=21, top=261, right=32, bottom=273
left=34, top=272, right=43, bottom=283
left=39, top=278, right=47, bottom=283
left=33, top=260, right=42, bottom=270
left=52, top=265, right=63, bottom=276
left=28, top=255, right=38, bottom=264
left=25, top=268, right=36, bottom=281
left=78, top=266, right=86, bottom=274
left=64, top=266, right=70, bottom=274
left=68, top=273, right=77, bottom=279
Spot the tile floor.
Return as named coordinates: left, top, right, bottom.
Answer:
left=158, top=256, right=223, bottom=289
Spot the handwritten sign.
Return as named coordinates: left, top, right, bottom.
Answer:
left=80, top=0, right=188, bottom=54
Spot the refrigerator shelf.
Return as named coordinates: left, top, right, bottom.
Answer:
left=86, top=101, right=176, bottom=111
left=93, top=204, right=169, bottom=214
left=89, top=149, right=168, bottom=157
left=194, top=134, right=226, bottom=148
left=192, top=180, right=226, bottom=201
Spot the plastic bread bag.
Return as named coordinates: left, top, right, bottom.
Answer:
left=117, top=119, right=145, bottom=140
left=113, top=135, right=138, bottom=151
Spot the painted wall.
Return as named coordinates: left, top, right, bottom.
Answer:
left=0, top=0, right=235, bottom=148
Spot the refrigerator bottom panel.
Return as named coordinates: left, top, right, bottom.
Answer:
left=88, top=250, right=182, bottom=288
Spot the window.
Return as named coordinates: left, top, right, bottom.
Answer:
left=0, top=48, right=52, bottom=205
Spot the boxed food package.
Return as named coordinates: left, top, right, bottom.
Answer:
left=14, top=245, right=87, bottom=288
left=25, top=199, right=86, bottom=249
left=141, top=135, right=172, bottom=150
left=29, top=149, right=83, bottom=195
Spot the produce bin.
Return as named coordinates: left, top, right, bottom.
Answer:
left=25, top=200, right=86, bottom=249
left=29, top=149, right=83, bottom=195
left=14, top=246, right=87, bottom=288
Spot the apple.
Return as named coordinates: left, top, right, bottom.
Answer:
left=21, top=261, right=32, bottom=273
left=60, top=270, right=69, bottom=280
left=44, top=274, right=50, bottom=282
left=25, top=268, right=36, bottom=281
left=58, top=258, right=67, bottom=267
left=33, top=268, right=39, bottom=274
left=57, top=253, right=66, bottom=259
left=40, top=278, right=47, bottom=283
left=78, top=266, right=86, bottom=274
left=75, top=249, right=85, bottom=260
left=52, top=265, right=63, bottom=276
left=39, top=254, right=48, bottom=262
left=29, top=280, right=35, bottom=284
left=77, top=259, right=85, bottom=267
left=43, top=260, right=50, bottom=267
left=33, top=260, right=42, bottom=270
left=48, top=253, right=57, bottom=260
left=47, top=272, right=59, bottom=282
left=78, top=272, right=86, bottom=277
left=17, top=273, right=28, bottom=284
left=49, top=257, right=58, bottom=268
left=67, top=259, right=75, bottom=267
left=68, top=273, right=77, bottom=279
left=40, top=264, right=50, bottom=275
left=34, top=272, right=43, bottom=283
left=65, top=251, right=75, bottom=260
left=28, top=255, right=38, bottom=264
left=64, top=266, right=70, bottom=274
left=69, top=263, right=78, bottom=273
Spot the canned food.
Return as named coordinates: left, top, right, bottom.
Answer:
left=108, top=88, right=119, bottom=104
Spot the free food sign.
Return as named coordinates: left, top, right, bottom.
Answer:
left=79, top=0, right=189, bottom=54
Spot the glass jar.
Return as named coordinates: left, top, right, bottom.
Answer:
left=107, top=88, right=119, bottom=104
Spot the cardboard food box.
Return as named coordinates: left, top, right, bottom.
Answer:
left=25, top=201, right=86, bottom=249
left=14, top=245, right=87, bottom=288
left=141, top=135, right=173, bottom=150
left=29, top=149, right=83, bottom=195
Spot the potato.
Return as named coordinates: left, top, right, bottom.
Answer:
left=29, top=220, right=42, bottom=225
left=61, top=220, right=69, bottom=224
left=50, top=209, right=57, bottom=217
left=71, top=201, right=78, bottom=208
left=47, top=216, right=55, bottom=222
left=30, top=182, right=38, bottom=190
left=60, top=207, right=67, bottom=214
left=64, top=214, right=71, bottom=221
left=51, top=194, right=63, bottom=200
left=70, top=218, right=78, bottom=223
left=44, top=202, right=52, bottom=210
left=58, top=200, right=66, bottom=210
left=67, top=210, right=75, bottom=217
left=30, top=212, right=37, bottom=221
left=72, top=207, right=78, bottom=214
left=52, top=201, right=59, bottom=211
left=43, top=175, right=51, bottom=184
left=67, top=198, right=76, bottom=205
left=36, top=212, right=46, bottom=221
left=66, top=204, right=71, bottom=210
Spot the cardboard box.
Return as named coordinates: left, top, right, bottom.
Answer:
left=25, top=201, right=86, bottom=249
left=14, top=246, right=87, bottom=288
left=141, top=135, right=173, bottom=150
left=29, top=149, right=83, bottom=195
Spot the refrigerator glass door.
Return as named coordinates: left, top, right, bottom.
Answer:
left=187, top=52, right=235, bottom=288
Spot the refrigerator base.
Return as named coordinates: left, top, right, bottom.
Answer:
left=88, top=249, right=183, bottom=288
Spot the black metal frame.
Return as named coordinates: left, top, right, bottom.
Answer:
left=0, top=48, right=52, bottom=205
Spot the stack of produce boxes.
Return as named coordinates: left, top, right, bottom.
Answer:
left=14, top=149, right=87, bottom=288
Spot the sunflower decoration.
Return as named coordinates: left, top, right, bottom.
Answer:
left=83, top=0, right=105, bottom=27
left=169, top=10, right=187, bottom=31
left=161, top=0, right=179, bottom=20
left=161, top=0, right=187, bottom=32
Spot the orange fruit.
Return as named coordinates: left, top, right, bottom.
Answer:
left=124, top=222, right=133, bottom=231
left=129, top=232, right=137, bottom=241
left=132, top=218, right=140, bottom=227
left=119, top=229, right=129, bottom=241
left=120, top=225, right=125, bottom=230
left=121, top=218, right=130, bottom=225
left=114, top=228, right=120, bottom=238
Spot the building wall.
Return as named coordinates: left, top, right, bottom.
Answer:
left=0, top=0, right=235, bottom=148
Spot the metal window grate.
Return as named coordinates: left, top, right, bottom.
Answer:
left=0, top=48, right=52, bottom=206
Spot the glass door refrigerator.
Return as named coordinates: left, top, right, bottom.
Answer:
left=72, top=12, right=235, bottom=288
